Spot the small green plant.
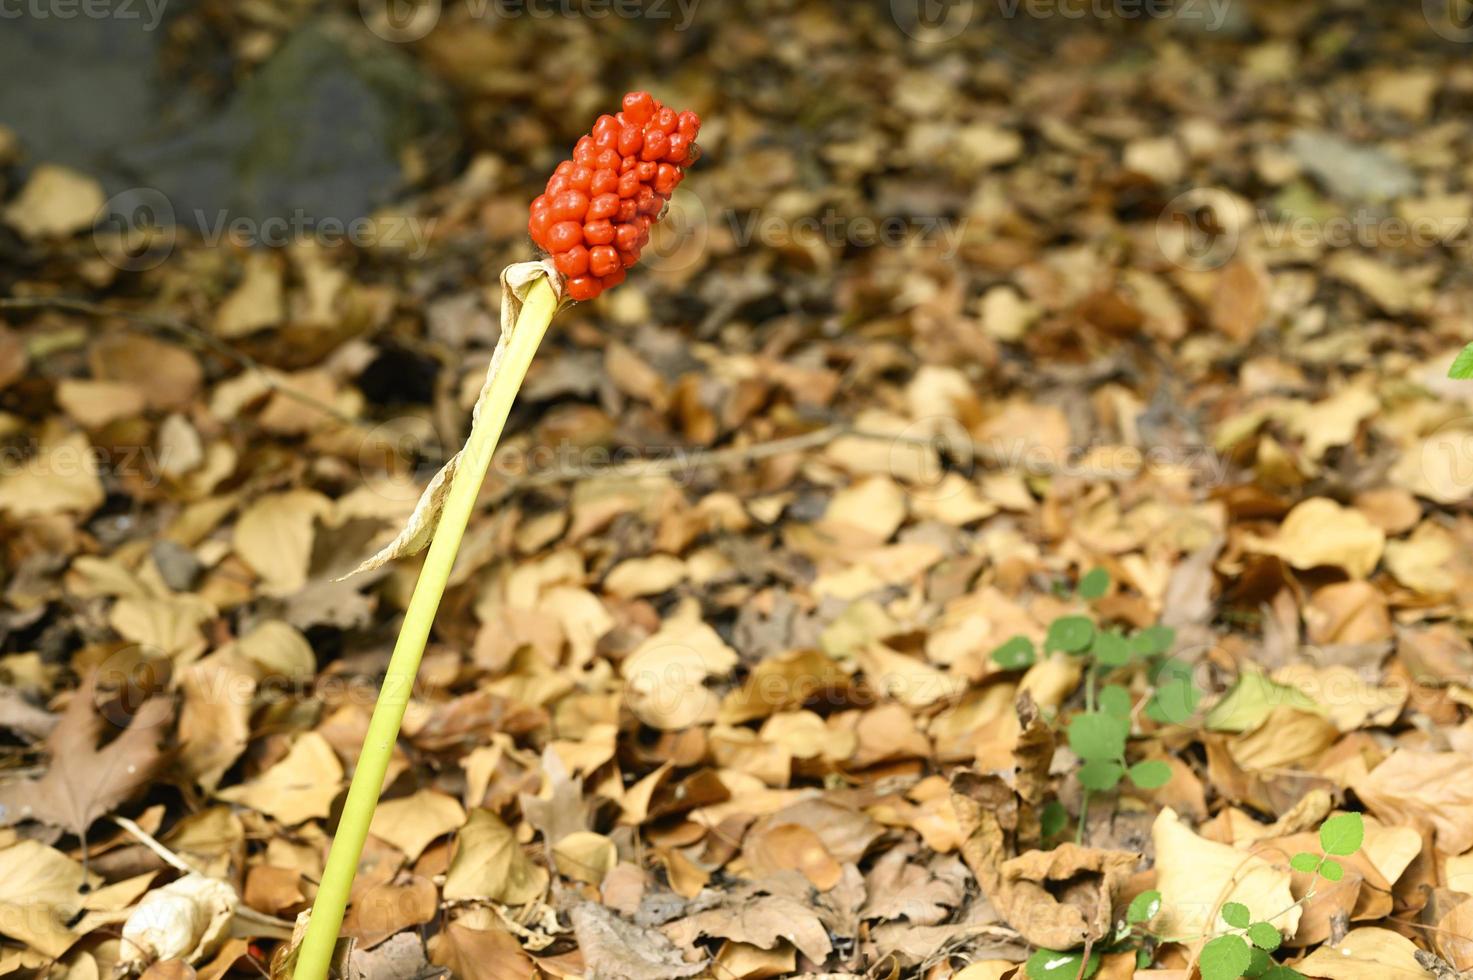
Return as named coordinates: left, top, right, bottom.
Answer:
left=1450, top=343, right=1473, bottom=380
left=990, top=567, right=1199, bottom=837
left=1024, top=813, right=1366, bottom=980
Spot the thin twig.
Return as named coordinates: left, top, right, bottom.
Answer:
left=112, top=814, right=198, bottom=873
left=0, top=296, right=360, bottom=426
left=505, top=423, right=1169, bottom=490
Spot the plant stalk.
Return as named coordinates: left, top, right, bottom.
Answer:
left=293, top=276, right=559, bottom=980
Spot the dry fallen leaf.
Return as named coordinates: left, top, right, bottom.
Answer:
left=0, top=669, right=172, bottom=839
left=442, top=808, right=549, bottom=905
left=1242, top=498, right=1385, bottom=579
left=217, top=732, right=343, bottom=826
left=368, top=789, right=467, bottom=861
left=1151, top=808, right=1299, bottom=945
left=1353, top=750, right=1473, bottom=854
left=1296, top=927, right=1432, bottom=980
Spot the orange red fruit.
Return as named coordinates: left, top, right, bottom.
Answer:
left=529, top=92, right=700, bottom=302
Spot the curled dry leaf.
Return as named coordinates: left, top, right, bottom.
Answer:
left=0, top=840, right=98, bottom=958
left=663, top=874, right=834, bottom=964
left=368, top=789, right=467, bottom=861
left=119, top=874, right=238, bottom=969
left=621, top=601, right=738, bottom=730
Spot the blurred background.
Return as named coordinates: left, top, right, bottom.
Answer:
left=3, top=1, right=1473, bottom=977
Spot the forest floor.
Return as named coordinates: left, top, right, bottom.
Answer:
left=2, top=2, right=1473, bottom=979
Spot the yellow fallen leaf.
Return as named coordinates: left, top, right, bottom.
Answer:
left=857, top=644, right=966, bottom=709
left=1297, top=927, right=1432, bottom=980
left=2, top=164, right=104, bottom=239
left=822, top=475, right=907, bottom=542
left=1242, top=498, right=1384, bottom=579
left=552, top=831, right=617, bottom=885
left=233, top=490, right=332, bottom=595
left=443, top=809, right=549, bottom=905
left=1151, top=808, right=1298, bottom=945
left=217, top=732, right=342, bottom=825
left=0, top=432, right=106, bottom=518
left=369, top=790, right=467, bottom=861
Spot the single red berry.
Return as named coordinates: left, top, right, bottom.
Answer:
left=618, top=125, right=643, bottom=157
left=565, top=276, right=601, bottom=301
left=584, top=219, right=615, bottom=246
left=553, top=245, right=590, bottom=278
left=546, top=221, right=582, bottom=251
left=641, top=130, right=668, bottom=162
left=549, top=190, right=589, bottom=222
left=591, top=169, right=618, bottom=195
left=622, top=91, right=655, bottom=124
left=587, top=245, right=619, bottom=277
left=588, top=193, right=619, bottom=221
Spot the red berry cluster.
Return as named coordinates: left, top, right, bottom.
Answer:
left=529, top=92, right=701, bottom=302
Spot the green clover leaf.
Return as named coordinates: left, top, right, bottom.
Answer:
left=1289, top=852, right=1320, bottom=873
left=1126, top=759, right=1172, bottom=789
left=992, top=635, right=1037, bottom=670
left=1026, top=948, right=1101, bottom=980
left=1079, top=566, right=1111, bottom=600
left=1068, top=710, right=1128, bottom=761
left=1247, top=922, right=1282, bottom=951
left=1079, top=759, right=1125, bottom=791
left=1047, top=615, right=1095, bottom=654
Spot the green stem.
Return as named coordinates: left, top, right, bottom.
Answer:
left=293, top=276, right=559, bottom=980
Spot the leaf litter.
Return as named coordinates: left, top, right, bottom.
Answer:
left=3, top=4, right=1473, bottom=979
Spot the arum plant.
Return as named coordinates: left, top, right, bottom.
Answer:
left=291, top=92, right=701, bottom=980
